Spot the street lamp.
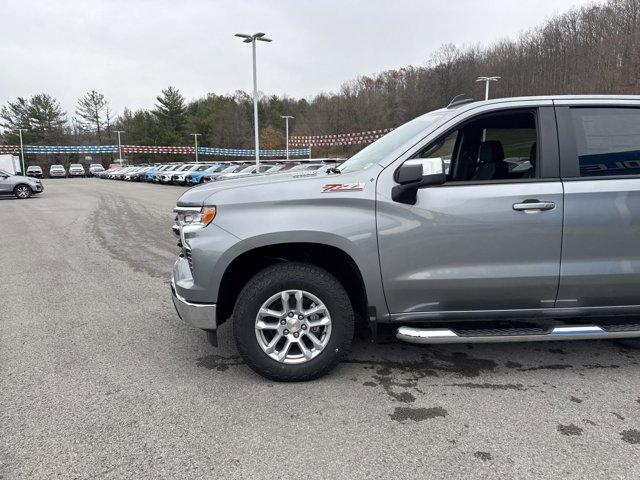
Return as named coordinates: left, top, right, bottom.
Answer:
left=235, top=32, right=272, bottom=166
left=16, top=128, right=26, bottom=174
left=280, top=115, right=294, bottom=160
left=476, top=76, right=501, bottom=100
left=191, top=133, right=201, bottom=163
left=114, top=130, right=125, bottom=163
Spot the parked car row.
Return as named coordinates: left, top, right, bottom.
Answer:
left=94, top=160, right=340, bottom=186
left=24, top=163, right=106, bottom=178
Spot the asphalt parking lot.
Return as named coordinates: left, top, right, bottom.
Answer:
left=1, top=178, right=640, bottom=479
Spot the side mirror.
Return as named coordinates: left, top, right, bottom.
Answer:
left=392, top=157, right=446, bottom=204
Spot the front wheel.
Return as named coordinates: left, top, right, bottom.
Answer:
left=233, top=262, right=354, bottom=381
left=14, top=184, right=32, bottom=199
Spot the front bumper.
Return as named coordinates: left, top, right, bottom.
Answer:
left=171, top=266, right=217, bottom=330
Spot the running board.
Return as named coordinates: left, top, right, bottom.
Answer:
left=396, top=325, right=640, bottom=344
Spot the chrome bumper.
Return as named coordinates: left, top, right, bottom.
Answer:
left=171, top=279, right=217, bottom=330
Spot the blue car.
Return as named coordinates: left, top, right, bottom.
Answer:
left=145, top=164, right=180, bottom=182
left=144, top=165, right=165, bottom=182
left=186, top=163, right=226, bottom=186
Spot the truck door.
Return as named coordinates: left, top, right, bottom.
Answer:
left=376, top=107, right=563, bottom=317
left=555, top=103, right=640, bottom=308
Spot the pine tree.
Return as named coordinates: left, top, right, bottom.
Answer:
left=0, top=97, right=31, bottom=132
left=153, top=86, right=187, bottom=145
left=76, top=90, right=108, bottom=143
left=0, top=94, right=67, bottom=143
left=28, top=94, right=68, bottom=143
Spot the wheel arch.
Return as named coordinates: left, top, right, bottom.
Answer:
left=216, top=240, right=369, bottom=328
left=13, top=183, right=33, bottom=196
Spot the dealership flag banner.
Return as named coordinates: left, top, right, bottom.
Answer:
left=289, top=128, right=394, bottom=147
left=0, top=144, right=309, bottom=157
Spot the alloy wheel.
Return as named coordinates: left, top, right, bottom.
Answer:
left=255, top=290, right=332, bottom=364
left=15, top=186, right=30, bottom=198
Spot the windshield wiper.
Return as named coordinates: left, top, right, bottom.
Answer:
left=326, top=167, right=341, bottom=174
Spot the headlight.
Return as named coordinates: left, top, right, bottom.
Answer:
left=174, top=206, right=217, bottom=229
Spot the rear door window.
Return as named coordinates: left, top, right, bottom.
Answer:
left=571, top=108, right=640, bottom=177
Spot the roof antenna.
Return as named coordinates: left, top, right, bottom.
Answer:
left=447, top=94, right=475, bottom=109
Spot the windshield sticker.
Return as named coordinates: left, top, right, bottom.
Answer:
left=321, top=182, right=365, bottom=193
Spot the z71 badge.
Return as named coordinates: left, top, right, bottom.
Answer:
left=321, top=182, right=365, bottom=193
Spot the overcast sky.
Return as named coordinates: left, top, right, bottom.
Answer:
left=1, top=0, right=594, bottom=116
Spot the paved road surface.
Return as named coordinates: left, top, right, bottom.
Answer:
left=1, top=179, right=639, bottom=479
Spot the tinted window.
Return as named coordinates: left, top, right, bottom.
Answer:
left=571, top=108, right=640, bottom=177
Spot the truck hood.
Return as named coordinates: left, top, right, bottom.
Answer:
left=176, top=169, right=340, bottom=206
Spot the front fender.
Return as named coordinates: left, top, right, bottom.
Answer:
left=207, top=230, right=388, bottom=320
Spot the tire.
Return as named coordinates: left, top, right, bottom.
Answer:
left=13, top=184, right=32, bottom=199
left=232, top=262, right=354, bottom=381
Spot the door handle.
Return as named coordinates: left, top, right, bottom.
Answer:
left=512, top=200, right=556, bottom=212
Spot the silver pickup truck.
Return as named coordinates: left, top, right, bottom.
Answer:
left=172, top=95, right=640, bottom=381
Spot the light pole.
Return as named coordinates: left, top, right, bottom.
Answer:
left=191, top=133, right=201, bottom=162
left=17, top=128, right=26, bottom=174
left=115, top=130, right=124, bottom=163
left=281, top=115, right=293, bottom=160
left=235, top=32, right=272, bottom=166
left=476, top=76, right=501, bottom=100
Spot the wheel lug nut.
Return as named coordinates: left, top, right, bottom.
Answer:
left=301, top=324, right=307, bottom=330
left=280, top=319, right=286, bottom=325
left=288, top=312, right=294, bottom=317
left=293, top=332, right=299, bottom=338
left=283, top=329, right=289, bottom=335
left=298, top=314, right=304, bottom=320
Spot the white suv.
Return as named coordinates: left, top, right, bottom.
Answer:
left=69, top=164, right=86, bottom=177
left=89, top=163, right=105, bottom=176
left=49, top=165, right=66, bottom=178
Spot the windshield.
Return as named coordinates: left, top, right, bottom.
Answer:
left=338, top=111, right=446, bottom=173
left=239, top=166, right=255, bottom=173
left=206, top=165, right=223, bottom=173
